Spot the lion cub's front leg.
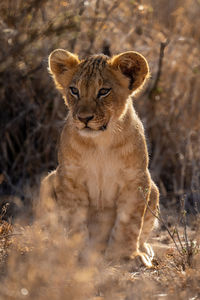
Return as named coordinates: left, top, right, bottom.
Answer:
left=105, top=171, right=153, bottom=267
left=39, top=170, right=89, bottom=243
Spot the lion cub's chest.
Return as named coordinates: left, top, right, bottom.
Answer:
left=82, top=149, right=122, bottom=208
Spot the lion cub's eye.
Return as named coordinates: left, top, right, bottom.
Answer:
left=97, top=88, right=111, bottom=98
left=69, top=86, right=79, bottom=98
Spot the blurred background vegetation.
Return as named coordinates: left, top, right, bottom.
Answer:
left=0, top=0, right=200, bottom=215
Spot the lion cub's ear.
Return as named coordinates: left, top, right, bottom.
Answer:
left=109, top=51, right=149, bottom=93
left=48, top=49, right=80, bottom=89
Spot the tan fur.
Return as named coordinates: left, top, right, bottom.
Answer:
left=40, top=49, right=159, bottom=267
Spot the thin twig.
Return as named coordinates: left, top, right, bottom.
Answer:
left=174, top=225, right=185, bottom=253
left=181, top=196, right=190, bottom=255
left=141, top=191, right=183, bottom=256
left=149, top=38, right=170, bottom=99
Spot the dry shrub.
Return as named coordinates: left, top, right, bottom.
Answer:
left=1, top=223, right=97, bottom=299
left=0, top=218, right=12, bottom=267
left=0, top=212, right=200, bottom=300
left=0, top=212, right=156, bottom=300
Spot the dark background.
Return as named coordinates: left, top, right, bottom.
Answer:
left=0, top=0, right=200, bottom=215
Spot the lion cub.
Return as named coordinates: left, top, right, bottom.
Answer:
left=40, top=49, right=159, bottom=267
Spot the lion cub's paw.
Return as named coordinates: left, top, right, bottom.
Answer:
left=140, top=243, right=154, bottom=261
left=105, top=247, right=153, bottom=269
left=130, top=250, right=154, bottom=268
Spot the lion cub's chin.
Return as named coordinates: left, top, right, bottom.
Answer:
left=78, top=127, right=105, bottom=138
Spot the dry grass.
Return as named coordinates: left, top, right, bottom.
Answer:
left=0, top=208, right=200, bottom=300
left=0, top=0, right=199, bottom=210
left=0, top=0, right=200, bottom=299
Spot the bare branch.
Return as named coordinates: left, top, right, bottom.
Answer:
left=149, top=38, right=170, bottom=99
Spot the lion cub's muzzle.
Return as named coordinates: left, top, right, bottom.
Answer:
left=76, top=111, right=108, bottom=132
left=78, top=114, right=94, bottom=126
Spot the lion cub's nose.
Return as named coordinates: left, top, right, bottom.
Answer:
left=77, top=113, right=94, bottom=125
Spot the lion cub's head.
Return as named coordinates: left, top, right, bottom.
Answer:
left=49, top=49, right=149, bottom=136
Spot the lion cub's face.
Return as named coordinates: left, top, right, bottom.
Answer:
left=49, top=50, right=149, bottom=136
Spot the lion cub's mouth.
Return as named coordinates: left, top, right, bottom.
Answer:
left=99, top=124, right=107, bottom=131
left=79, top=123, right=108, bottom=136
left=84, top=123, right=107, bottom=131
